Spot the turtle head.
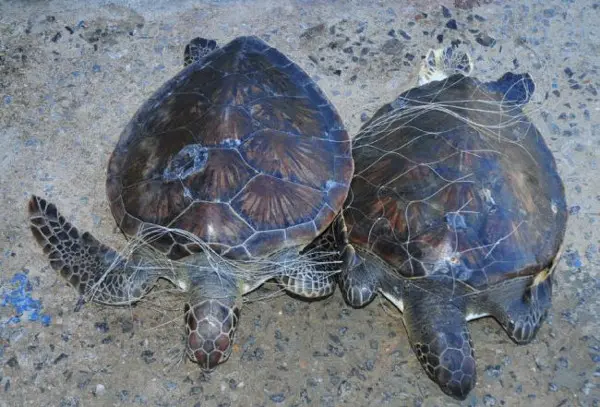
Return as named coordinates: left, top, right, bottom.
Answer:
left=184, top=295, right=240, bottom=370
left=182, top=258, right=242, bottom=370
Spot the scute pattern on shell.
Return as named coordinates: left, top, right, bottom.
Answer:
left=345, top=75, right=567, bottom=289
left=106, top=36, right=352, bottom=259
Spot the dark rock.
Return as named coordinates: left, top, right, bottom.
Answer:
left=381, top=38, right=404, bottom=55
left=141, top=350, right=155, bottom=364
left=476, top=33, right=496, bottom=47
left=6, top=356, right=19, bottom=368
left=53, top=353, right=68, bottom=364
left=398, top=29, right=411, bottom=40
left=300, top=23, right=326, bottom=40
left=446, top=19, right=458, bottom=29
left=270, top=393, right=286, bottom=403
left=442, top=5, right=452, bottom=18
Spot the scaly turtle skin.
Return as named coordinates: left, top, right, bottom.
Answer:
left=29, top=36, right=353, bottom=370
left=333, top=47, right=567, bottom=399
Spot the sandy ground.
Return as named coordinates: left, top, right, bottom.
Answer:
left=1, top=0, right=599, bottom=406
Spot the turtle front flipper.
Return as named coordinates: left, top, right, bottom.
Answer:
left=338, top=244, right=381, bottom=307
left=28, top=195, right=160, bottom=305
left=184, top=37, right=220, bottom=66
left=184, top=268, right=241, bottom=370
left=276, top=230, right=339, bottom=299
left=277, top=268, right=336, bottom=299
left=332, top=214, right=381, bottom=307
left=401, top=281, right=476, bottom=400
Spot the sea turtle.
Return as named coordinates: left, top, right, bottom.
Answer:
left=332, top=47, right=567, bottom=399
left=28, top=36, right=353, bottom=370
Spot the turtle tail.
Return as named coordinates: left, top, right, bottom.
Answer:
left=28, top=195, right=160, bottom=305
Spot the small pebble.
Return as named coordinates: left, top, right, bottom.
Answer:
left=337, top=380, right=352, bottom=397
left=119, top=390, right=129, bottom=401
left=485, top=364, right=503, bottom=378
left=483, top=394, right=497, bottom=406
left=585, top=244, right=599, bottom=263
left=300, top=23, right=326, bottom=40
left=564, top=249, right=583, bottom=268
left=381, top=38, right=404, bottom=55
left=446, top=19, right=458, bottom=30
left=355, top=22, right=367, bottom=34
left=581, top=380, right=593, bottom=396
left=270, top=393, right=286, bottom=403
left=94, top=322, right=109, bottom=333
left=442, top=5, right=452, bottom=18
left=53, top=353, right=68, bottom=364
left=556, top=356, right=569, bottom=369
left=398, top=29, right=411, bottom=40
left=6, top=356, right=19, bottom=367
left=283, top=302, right=296, bottom=315
left=476, top=33, right=496, bottom=47
left=141, top=350, right=155, bottom=364
left=95, top=383, right=106, bottom=396
left=120, top=319, right=134, bottom=333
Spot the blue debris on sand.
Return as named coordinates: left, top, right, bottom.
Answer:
left=564, top=249, right=583, bottom=268
left=1, top=271, right=51, bottom=327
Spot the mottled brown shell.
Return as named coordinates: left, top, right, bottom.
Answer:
left=345, top=74, right=567, bottom=289
left=106, top=36, right=353, bottom=259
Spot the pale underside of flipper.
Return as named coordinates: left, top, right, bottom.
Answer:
left=418, top=46, right=474, bottom=85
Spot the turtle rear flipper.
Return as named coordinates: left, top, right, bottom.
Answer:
left=28, top=195, right=160, bottom=305
left=482, top=72, right=535, bottom=105
left=481, top=273, right=552, bottom=344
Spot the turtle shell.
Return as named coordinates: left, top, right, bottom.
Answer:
left=345, top=74, right=567, bottom=289
left=106, top=36, right=353, bottom=259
